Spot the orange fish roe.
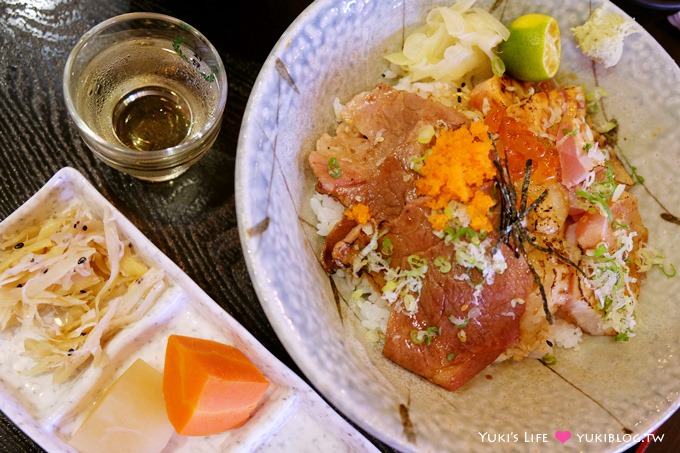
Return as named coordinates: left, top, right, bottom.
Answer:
left=428, top=212, right=450, bottom=231
left=345, top=204, right=371, bottom=224
left=485, top=104, right=560, bottom=184
left=415, top=121, right=496, bottom=231
left=467, top=192, right=495, bottom=231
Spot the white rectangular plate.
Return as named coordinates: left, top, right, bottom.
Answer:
left=0, top=167, right=376, bottom=453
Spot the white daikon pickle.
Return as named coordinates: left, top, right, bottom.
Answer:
left=69, top=359, right=173, bottom=453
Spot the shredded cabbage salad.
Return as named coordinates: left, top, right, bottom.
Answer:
left=572, top=7, right=638, bottom=68
left=582, top=229, right=637, bottom=335
left=0, top=202, right=166, bottom=382
left=352, top=226, right=428, bottom=316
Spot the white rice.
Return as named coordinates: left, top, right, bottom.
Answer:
left=332, top=271, right=390, bottom=341
left=310, top=192, right=344, bottom=236
left=332, top=97, right=345, bottom=121
left=392, top=77, right=482, bottom=120
left=550, top=318, right=583, bottom=349
left=393, top=78, right=460, bottom=106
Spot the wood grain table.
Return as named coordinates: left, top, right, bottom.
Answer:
left=0, top=0, right=677, bottom=452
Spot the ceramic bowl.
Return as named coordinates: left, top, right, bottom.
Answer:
left=236, top=1, right=680, bottom=451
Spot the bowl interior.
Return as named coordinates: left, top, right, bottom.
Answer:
left=236, top=1, right=680, bottom=451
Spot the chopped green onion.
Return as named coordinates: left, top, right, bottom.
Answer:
left=409, top=155, right=426, bottom=173
left=410, top=327, right=439, bottom=346
left=407, top=254, right=427, bottom=269
left=433, top=256, right=452, bottom=273
left=417, top=125, right=435, bottom=144
left=597, top=120, right=618, bottom=133
left=583, top=143, right=593, bottom=151
left=577, top=189, right=612, bottom=218
left=585, top=87, right=606, bottom=114
left=593, top=243, right=609, bottom=258
left=612, top=221, right=629, bottom=230
left=382, top=279, right=397, bottom=293
left=410, top=330, right=424, bottom=345
left=541, top=354, right=557, bottom=365
left=351, top=288, right=366, bottom=301
left=630, top=166, right=645, bottom=184
left=381, top=237, right=393, bottom=256
left=615, top=332, right=630, bottom=342
left=660, top=263, right=677, bottom=278
left=425, top=326, right=440, bottom=345
left=446, top=352, right=456, bottom=361
left=490, top=54, right=505, bottom=77
left=457, top=330, right=467, bottom=343
left=443, top=226, right=482, bottom=244
left=636, top=247, right=676, bottom=277
left=327, top=157, right=342, bottom=179
left=449, top=315, right=469, bottom=329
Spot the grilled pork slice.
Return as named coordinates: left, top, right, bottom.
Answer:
left=309, top=85, right=466, bottom=222
left=382, top=204, right=533, bottom=391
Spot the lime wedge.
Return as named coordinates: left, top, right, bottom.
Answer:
left=500, top=14, right=561, bottom=82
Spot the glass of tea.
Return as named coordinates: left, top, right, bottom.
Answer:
left=63, top=13, right=227, bottom=181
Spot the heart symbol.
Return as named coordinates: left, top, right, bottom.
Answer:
left=554, top=430, right=572, bottom=444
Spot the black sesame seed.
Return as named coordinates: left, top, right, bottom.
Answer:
left=82, top=225, right=88, bottom=231
left=16, top=284, right=23, bottom=288
left=81, top=332, right=87, bottom=336
left=14, top=242, right=24, bottom=249
left=43, top=269, right=48, bottom=274
left=546, top=340, right=554, bottom=347
left=80, top=290, right=86, bottom=294
left=461, top=82, right=466, bottom=87
left=68, top=348, right=74, bottom=352
left=78, top=257, right=87, bottom=265
left=457, top=95, right=462, bottom=103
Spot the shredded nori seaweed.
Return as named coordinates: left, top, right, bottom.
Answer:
left=492, top=148, right=573, bottom=324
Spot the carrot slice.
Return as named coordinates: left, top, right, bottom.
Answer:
left=163, top=335, right=269, bottom=436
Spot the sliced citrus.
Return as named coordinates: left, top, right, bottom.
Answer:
left=500, top=14, right=561, bottom=82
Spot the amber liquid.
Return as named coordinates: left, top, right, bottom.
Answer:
left=76, top=37, right=218, bottom=152
left=112, top=86, right=190, bottom=151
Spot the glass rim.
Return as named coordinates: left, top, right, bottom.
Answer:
left=62, top=12, right=228, bottom=160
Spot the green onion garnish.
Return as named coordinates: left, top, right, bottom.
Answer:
left=615, top=332, right=630, bottom=342
left=490, top=54, right=505, bottom=77
left=407, top=254, right=427, bottom=269
left=327, top=157, right=341, bottom=179
left=410, top=327, right=439, bottom=346
left=541, top=354, right=557, bottom=365
left=449, top=315, right=469, bottom=329
left=410, top=330, right=424, bottom=345
left=381, top=238, right=393, bottom=256
left=433, top=256, right=452, bottom=273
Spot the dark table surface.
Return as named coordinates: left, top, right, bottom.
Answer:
left=0, top=0, right=677, bottom=452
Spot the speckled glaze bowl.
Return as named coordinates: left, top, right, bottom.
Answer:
left=236, top=1, right=680, bottom=451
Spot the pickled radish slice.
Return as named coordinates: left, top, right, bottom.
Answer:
left=163, top=335, right=269, bottom=436
left=70, top=359, right=173, bottom=453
